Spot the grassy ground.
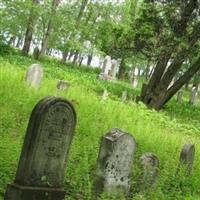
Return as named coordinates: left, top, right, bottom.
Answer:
left=0, top=52, right=200, bottom=200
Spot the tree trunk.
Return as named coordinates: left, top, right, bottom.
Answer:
left=39, top=0, right=60, bottom=58
left=22, top=0, right=39, bottom=55
left=139, top=5, right=200, bottom=109
left=87, top=54, right=93, bottom=66
left=118, top=57, right=126, bottom=79
left=62, top=51, right=68, bottom=63
left=72, top=50, right=79, bottom=64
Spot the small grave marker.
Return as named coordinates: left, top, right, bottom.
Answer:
left=25, top=64, right=43, bottom=89
left=177, top=144, right=195, bottom=175
left=140, top=153, right=159, bottom=191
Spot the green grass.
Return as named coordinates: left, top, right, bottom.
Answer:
left=0, top=52, right=200, bottom=200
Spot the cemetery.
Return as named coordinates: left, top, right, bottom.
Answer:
left=0, top=1, right=200, bottom=200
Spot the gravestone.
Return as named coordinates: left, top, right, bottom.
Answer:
left=189, top=87, right=198, bottom=104
left=109, top=59, right=118, bottom=79
left=131, top=77, right=138, bottom=88
left=25, top=64, right=43, bottom=89
left=101, top=56, right=111, bottom=75
left=5, top=96, right=76, bottom=200
left=122, top=91, right=127, bottom=102
left=177, top=144, right=195, bottom=175
left=93, top=128, right=136, bottom=198
left=140, top=153, right=159, bottom=191
left=177, top=90, right=183, bottom=103
left=57, top=80, right=70, bottom=91
left=33, top=47, right=40, bottom=60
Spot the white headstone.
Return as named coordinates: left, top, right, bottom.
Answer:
left=25, top=64, right=43, bottom=89
left=189, top=87, right=198, bottom=104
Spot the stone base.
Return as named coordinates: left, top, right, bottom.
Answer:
left=4, top=183, right=66, bottom=200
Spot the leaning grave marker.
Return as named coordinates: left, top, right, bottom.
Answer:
left=5, top=96, right=76, bottom=200
left=93, top=128, right=137, bottom=198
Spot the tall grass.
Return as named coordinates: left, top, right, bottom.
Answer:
left=0, top=55, right=200, bottom=200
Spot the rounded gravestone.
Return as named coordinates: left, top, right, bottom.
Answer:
left=5, top=96, right=76, bottom=200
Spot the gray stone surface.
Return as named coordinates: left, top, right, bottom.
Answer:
left=140, top=153, right=159, bottom=191
left=177, top=144, right=195, bottom=175
left=189, top=87, right=198, bottom=104
left=57, top=80, right=70, bottom=90
left=109, top=59, right=118, bottom=79
left=5, top=96, right=76, bottom=200
left=101, top=56, right=111, bottom=75
left=93, top=128, right=136, bottom=198
left=25, top=64, right=43, bottom=89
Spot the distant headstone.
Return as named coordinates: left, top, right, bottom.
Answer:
left=33, top=47, right=40, bottom=60
left=189, top=87, right=198, bottom=104
left=177, top=144, right=195, bottom=175
left=122, top=91, right=127, bottom=102
left=140, top=153, right=159, bottom=191
left=93, top=128, right=136, bottom=198
left=57, top=80, right=70, bottom=91
left=102, top=89, right=109, bottom=101
left=177, top=90, right=183, bottom=103
left=109, top=59, right=118, bottom=79
left=5, top=96, right=76, bottom=200
left=25, top=64, right=43, bottom=89
left=101, top=56, right=111, bottom=75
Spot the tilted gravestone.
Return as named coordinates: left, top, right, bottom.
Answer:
left=189, top=87, right=198, bottom=105
left=177, top=144, right=195, bottom=175
left=57, top=80, right=70, bottom=91
left=139, top=153, right=159, bottom=191
left=93, top=128, right=136, bottom=198
left=177, top=90, right=183, bottom=103
left=25, top=64, right=43, bottom=89
left=5, top=96, right=76, bottom=200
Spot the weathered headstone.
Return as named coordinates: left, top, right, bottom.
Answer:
left=33, top=47, right=40, bottom=60
left=25, top=64, right=43, bottom=89
left=177, top=144, right=195, bottom=175
left=93, top=128, right=136, bottom=198
left=101, top=56, right=111, bottom=75
left=189, top=87, right=198, bottom=104
left=57, top=80, right=70, bottom=91
left=122, top=91, right=127, bottom=102
left=139, top=153, right=159, bottom=191
left=109, top=59, right=118, bottom=79
left=5, top=96, right=76, bottom=200
left=177, top=90, right=183, bottom=103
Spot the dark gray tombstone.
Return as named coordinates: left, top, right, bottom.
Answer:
left=177, top=90, right=183, bottom=103
left=5, top=96, right=76, bottom=200
left=57, top=80, right=70, bottom=91
left=25, top=64, right=43, bottom=89
left=177, top=144, right=195, bottom=175
left=140, top=153, right=159, bottom=191
left=33, top=47, right=40, bottom=60
left=93, top=128, right=137, bottom=198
